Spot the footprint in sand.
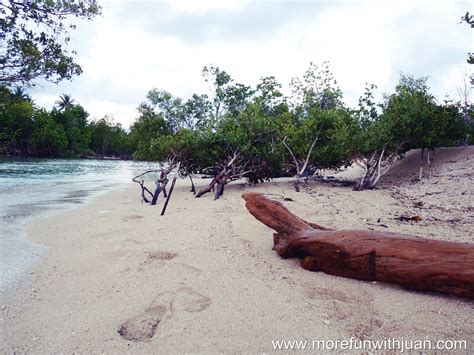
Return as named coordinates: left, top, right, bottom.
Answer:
left=123, top=215, right=144, bottom=222
left=305, top=285, right=383, bottom=339
left=305, top=286, right=352, bottom=303
left=118, top=287, right=211, bottom=342
left=143, top=250, right=178, bottom=264
left=118, top=305, right=167, bottom=341
left=171, top=287, right=211, bottom=312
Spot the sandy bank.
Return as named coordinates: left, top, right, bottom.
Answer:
left=1, top=147, right=473, bottom=353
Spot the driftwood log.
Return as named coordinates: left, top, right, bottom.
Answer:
left=242, top=192, right=474, bottom=299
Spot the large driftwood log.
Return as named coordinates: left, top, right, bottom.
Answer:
left=242, top=192, right=474, bottom=299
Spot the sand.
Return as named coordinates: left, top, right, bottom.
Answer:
left=1, top=147, right=473, bottom=353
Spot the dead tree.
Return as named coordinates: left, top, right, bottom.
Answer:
left=132, top=170, right=156, bottom=204
left=195, top=152, right=239, bottom=198
left=242, top=192, right=474, bottom=299
left=195, top=151, right=252, bottom=199
left=133, top=159, right=178, bottom=205
left=282, top=128, right=321, bottom=192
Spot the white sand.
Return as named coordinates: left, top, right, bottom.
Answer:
left=1, top=147, right=473, bottom=353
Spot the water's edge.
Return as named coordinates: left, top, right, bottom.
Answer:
left=0, top=158, right=160, bottom=297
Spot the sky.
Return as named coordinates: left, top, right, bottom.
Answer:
left=30, top=0, right=472, bottom=129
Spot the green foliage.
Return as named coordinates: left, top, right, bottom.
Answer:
left=53, top=104, right=91, bottom=155
left=282, top=107, right=356, bottom=172
left=435, top=103, right=469, bottom=146
left=55, top=94, right=76, bottom=111
left=465, top=105, right=474, bottom=144
left=30, top=109, right=68, bottom=155
left=129, top=103, right=171, bottom=160
left=290, top=61, right=343, bottom=113
left=255, top=76, right=285, bottom=114
left=202, top=65, right=233, bottom=121
left=0, top=87, right=132, bottom=158
left=354, top=75, right=467, bottom=161
left=282, top=62, right=355, bottom=181
left=0, top=0, right=101, bottom=86
left=352, top=75, right=469, bottom=189
left=149, top=129, right=206, bottom=174
left=140, top=89, right=214, bottom=132
left=217, top=101, right=286, bottom=182
left=12, top=86, right=32, bottom=102
left=183, top=94, right=213, bottom=130
left=352, top=83, right=384, bottom=157
left=383, top=74, right=467, bottom=151
left=0, top=87, right=34, bottom=153
left=89, top=116, right=133, bottom=156
left=127, top=65, right=470, bottom=192
left=202, top=65, right=255, bottom=123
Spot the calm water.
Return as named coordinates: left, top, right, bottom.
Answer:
left=0, top=158, right=159, bottom=295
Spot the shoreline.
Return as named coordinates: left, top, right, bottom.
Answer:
left=0, top=181, right=132, bottom=299
left=1, top=154, right=132, bottom=161
left=0, top=158, right=160, bottom=296
left=1, top=165, right=473, bottom=352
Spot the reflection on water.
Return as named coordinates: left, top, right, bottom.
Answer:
left=0, top=157, right=159, bottom=295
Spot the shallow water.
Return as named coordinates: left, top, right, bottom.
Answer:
left=0, top=157, right=159, bottom=294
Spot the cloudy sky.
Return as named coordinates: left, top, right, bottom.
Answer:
left=31, top=0, right=472, bottom=128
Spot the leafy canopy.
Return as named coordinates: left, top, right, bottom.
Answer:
left=0, top=0, right=101, bottom=86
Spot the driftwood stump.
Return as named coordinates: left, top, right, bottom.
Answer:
left=242, top=192, right=474, bottom=299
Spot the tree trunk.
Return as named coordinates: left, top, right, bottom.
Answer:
left=282, top=133, right=320, bottom=192
left=195, top=152, right=240, bottom=198
left=214, top=179, right=225, bottom=200
left=150, top=184, right=163, bottom=205
left=419, top=147, right=425, bottom=180
left=355, top=147, right=399, bottom=190
left=195, top=171, right=223, bottom=198
left=427, top=148, right=434, bottom=180
left=242, top=192, right=474, bottom=299
left=160, top=171, right=178, bottom=216
left=189, top=175, right=196, bottom=194
left=294, top=175, right=301, bottom=192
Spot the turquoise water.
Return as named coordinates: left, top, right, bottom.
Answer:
left=0, top=158, right=159, bottom=295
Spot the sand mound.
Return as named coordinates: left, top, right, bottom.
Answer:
left=382, top=146, right=474, bottom=185
left=334, top=146, right=473, bottom=186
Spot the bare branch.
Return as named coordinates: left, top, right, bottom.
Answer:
left=282, top=136, right=301, bottom=173
left=300, top=126, right=322, bottom=176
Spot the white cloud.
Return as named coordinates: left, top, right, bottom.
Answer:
left=29, top=0, right=473, bottom=128
left=82, top=99, right=139, bottom=126
left=164, top=0, right=251, bottom=14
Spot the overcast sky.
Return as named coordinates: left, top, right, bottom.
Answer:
left=30, top=0, right=472, bottom=129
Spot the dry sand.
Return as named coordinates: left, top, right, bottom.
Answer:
left=1, top=147, right=473, bottom=353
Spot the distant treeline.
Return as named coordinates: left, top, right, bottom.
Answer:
left=0, top=87, right=134, bottom=158
left=1, top=63, right=472, bottom=190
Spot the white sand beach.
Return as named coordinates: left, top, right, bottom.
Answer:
left=1, top=147, right=473, bottom=353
